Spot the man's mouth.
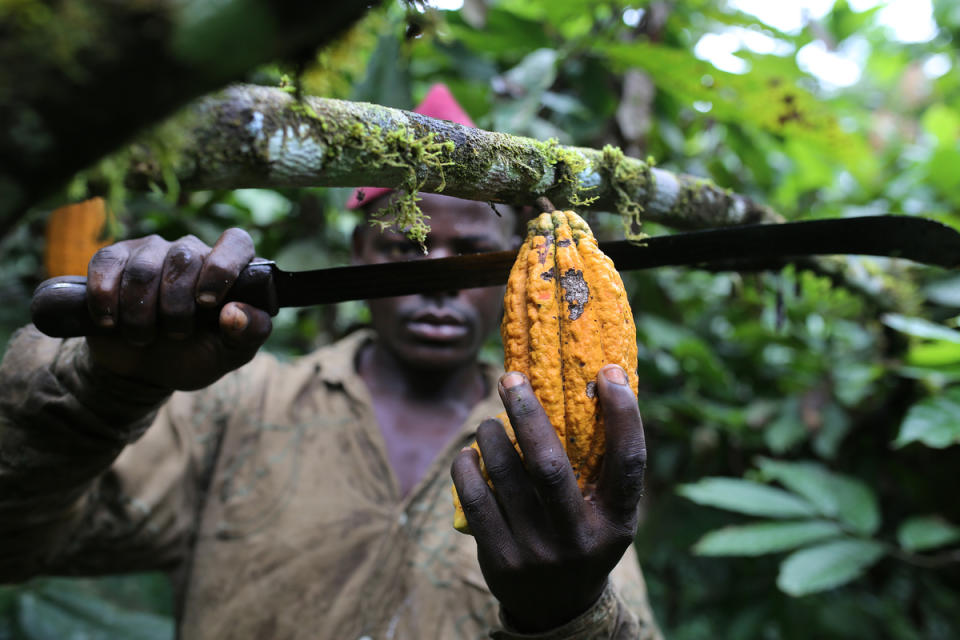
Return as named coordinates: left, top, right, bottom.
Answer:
left=406, top=310, right=470, bottom=342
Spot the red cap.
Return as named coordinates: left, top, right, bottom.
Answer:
left=346, top=84, right=476, bottom=210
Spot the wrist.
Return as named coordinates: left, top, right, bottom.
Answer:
left=500, top=580, right=607, bottom=634
left=496, top=581, right=614, bottom=638
left=67, top=339, right=173, bottom=439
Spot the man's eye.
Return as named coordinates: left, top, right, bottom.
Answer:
left=456, top=243, right=499, bottom=255
left=381, top=241, right=420, bottom=259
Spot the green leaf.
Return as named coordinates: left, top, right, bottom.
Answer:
left=694, top=520, right=844, bottom=556
left=924, top=273, right=960, bottom=307
left=755, top=458, right=880, bottom=535
left=764, top=398, right=806, bottom=454
left=16, top=581, right=174, bottom=640
left=594, top=40, right=875, bottom=180
left=922, top=103, right=960, bottom=147
left=811, top=403, right=852, bottom=461
left=894, top=386, right=960, bottom=449
left=907, top=340, right=960, bottom=367
left=677, top=477, right=818, bottom=519
left=927, top=147, right=960, bottom=204
left=777, top=539, right=886, bottom=596
left=882, top=313, right=960, bottom=344
left=232, top=189, right=293, bottom=226
left=897, top=516, right=960, bottom=552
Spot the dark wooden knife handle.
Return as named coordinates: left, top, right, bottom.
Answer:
left=30, top=262, right=279, bottom=338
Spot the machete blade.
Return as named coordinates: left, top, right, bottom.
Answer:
left=264, top=215, right=960, bottom=308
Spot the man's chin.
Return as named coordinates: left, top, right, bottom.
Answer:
left=397, top=341, right=478, bottom=372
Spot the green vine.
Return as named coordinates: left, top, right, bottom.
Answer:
left=536, top=138, right=598, bottom=209
left=333, top=120, right=455, bottom=251
left=595, top=144, right=653, bottom=242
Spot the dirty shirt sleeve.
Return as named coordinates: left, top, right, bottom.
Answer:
left=491, top=546, right=662, bottom=640
left=0, top=326, right=240, bottom=582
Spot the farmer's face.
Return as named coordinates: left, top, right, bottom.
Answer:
left=352, top=193, right=515, bottom=371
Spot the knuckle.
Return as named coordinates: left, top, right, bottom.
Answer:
left=604, top=520, right=639, bottom=549
left=529, top=455, right=568, bottom=489
left=179, top=234, right=204, bottom=248
left=459, top=490, right=489, bottom=518
left=224, top=227, right=252, bottom=241
left=570, top=531, right=597, bottom=556
left=604, top=393, right=640, bottom=417
left=165, top=244, right=194, bottom=267
left=507, top=394, right=540, bottom=421
left=481, top=458, right=513, bottom=481
left=221, top=227, right=254, bottom=251
left=499, top=553, right=528, bottom=575
left=620, top=447, right=647, bottom=474
left=122, top=256, right=161, bottom=286
left=89, top=245, right=125, bottom=270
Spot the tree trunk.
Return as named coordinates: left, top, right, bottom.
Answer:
left=0, top=0, right=380, bottom=228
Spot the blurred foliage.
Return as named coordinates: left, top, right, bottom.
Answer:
left=3, top=0, right=960, bottom=637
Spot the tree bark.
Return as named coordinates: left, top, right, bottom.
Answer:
left=119, top=84, right=783, bottom=233
left=0, top=0, right=380, bottom=229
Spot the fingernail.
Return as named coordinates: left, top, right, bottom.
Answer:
left=98, top=316, right=114, bottom=328
left=224, top=306, right=248, bottom=332
left=602, top=365, right=628, bottom=385
left=501, top=372, right=524, bottom=389
left=197, top=292, right=217, bottom=306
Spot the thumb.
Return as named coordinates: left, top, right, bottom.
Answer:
left=219, top=301, right=272, bottom=362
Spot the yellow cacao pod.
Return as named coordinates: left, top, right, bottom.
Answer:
left=452, top=211, right=638, bottom=533
left=44, top=197, right=112, bottom=277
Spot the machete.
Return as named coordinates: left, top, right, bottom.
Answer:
left=31, top=215, right=960, bottom=338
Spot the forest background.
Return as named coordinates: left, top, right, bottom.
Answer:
left=2, top=0, right=960, bottom=638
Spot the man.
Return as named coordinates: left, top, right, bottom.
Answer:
left=0, top=87, right=660, bottom=638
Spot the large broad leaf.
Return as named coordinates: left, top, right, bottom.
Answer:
left=897, top=516, right=960, bottom=552
left=593, top=40, right=875, bottom=181
left=16, top=581, right=174, bottom=640
left=894, top=387, right=960, bottom=449
left=677, top=477, right=817, bottom=518
left=882, top=314, right=960, bottom=345
left=693, top=520, right=844, bottom=556
left=777, top=539, right=886, bottom=596
left=924, top=273, right=960, bottom=307
left=755, top=458, right=880, bottom=536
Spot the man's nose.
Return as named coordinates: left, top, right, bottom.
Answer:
left=422, top=246, right=461, bottom=296
left=427, top=246, right=454, bottom=260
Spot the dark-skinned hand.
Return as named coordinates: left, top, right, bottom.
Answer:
left=451, top=365, right=647, bottom=632
left=82, top=228, right=272, bottom=391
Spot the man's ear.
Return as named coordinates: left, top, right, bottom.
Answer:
left=350, top=224, right=366, bottom=265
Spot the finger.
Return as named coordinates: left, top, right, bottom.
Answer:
left=475, top=418, right=544, bottom=538
left=159, top=235, right=210, bottom=339
left=217, top=302, right=272, bottom=369
left=196, top=228, right=255, bottom=308
left=86, top=243, right=132, bottom=328
left=117, top=236, right=167, bottom=345
left=499, top=372, right=587, bottom=535
left=451, top=447, right=515, bottom=554
left=594, top=364, right=647, bottom=524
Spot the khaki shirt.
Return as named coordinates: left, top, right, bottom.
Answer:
left=0, top=327, right=661, bottom=639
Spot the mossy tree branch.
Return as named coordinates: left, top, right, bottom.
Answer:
left=118, top=84, right=781, bottom=234
left=0, top=0, right=381, bottom=231
left=99, top=84, right=915, bottom=311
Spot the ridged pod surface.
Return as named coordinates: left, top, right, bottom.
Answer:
left=44, top=197, right=112, bottom=277
left=453, top=211, right=638, bottom=533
